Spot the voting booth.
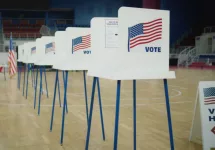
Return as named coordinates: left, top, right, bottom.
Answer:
left=24, top=42, right=36, bottom=99
left=25, top=42, right=36, bottom=64
left=37, top=32, right=68, bottom=66
left=50, top=31, right=69, bottom=133
left=53, top=27, right=91, bottom=70
left=27, top=39, right=40, bottom=64
left=85, top=7, right=175, bottom=150
left=34, top=32, right=68, bottom=116
left=33, top=36, right=54, bottom=115
left=35, top=36, right=54, bottom=66
left=190, top=81, right=215, bottom=150
left=52, top=27, right=105, bottom=145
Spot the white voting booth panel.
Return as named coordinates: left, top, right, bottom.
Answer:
left=52, top=27, right=91, bottom=70
left=91, top=17, right=118, bottom=53
left=34, top=36, right=54, bottom=66
left=32, top=38, right=42, bottom=64
left=17, top=44, right=24, bottom=62
left=88, top=51, right=175, bottom=80
left=28, top=38, right=40, bottom=64
left=190, top=81, right=215, bottom=150
left=51, top=31, right=68, bottom=66
left=87, top=7, right=175, bottom=80
left=88, top=18, right=118, bottom=74
left=39, top=31, right=68, bottom=66
left=25, top=42, right=36, bottom=64
left=22, top=42, right=29, bottom=63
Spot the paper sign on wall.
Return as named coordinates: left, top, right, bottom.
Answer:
left=190, top=81, right=215, bottom=150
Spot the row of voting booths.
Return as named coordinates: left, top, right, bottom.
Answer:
left=16, top=7, right=177, bottom=150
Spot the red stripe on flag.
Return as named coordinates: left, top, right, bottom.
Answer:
left=130, top=37, right=162, bottom=49
left=143, top=18, right=162, bottom=25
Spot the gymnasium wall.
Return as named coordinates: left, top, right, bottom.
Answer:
left=0, top=0, right=49, bottom=10
left=49, top=0, right=202, bottom=45
left=161, top=0, right=215, bottom=46
left=49, top=0, right=142, bottom=26
left=161, top=0, right=201, bottom=45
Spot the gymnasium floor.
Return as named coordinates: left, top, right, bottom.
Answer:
left=0, top=68, right=214, bottom=150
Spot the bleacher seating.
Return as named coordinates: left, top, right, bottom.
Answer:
left=2, top=19, right=44, bottom=39
left=189, top=62, right=215, bottom=69
left=1, top=18, right=74, bottom=39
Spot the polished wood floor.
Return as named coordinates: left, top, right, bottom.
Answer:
left=0, top=68, right=215, bottom=150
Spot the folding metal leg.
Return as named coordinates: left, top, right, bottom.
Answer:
left=133, top=80, right=136, bottom=150
left=96, top=77, right=105, bottom=141
left=26, top=64, right=29, bottom=99
left=85, top=77, right=97, bottom=150
left=62, top=71, right=68, bottom=113
left=34, top=67, right=39, bottom=109
left=18, top=65, right=21, bottom=89
left=60, top=71, right=68, bottom=145
left=22, top=64, right=26, bottom=96
left=57, top=71, right=61, bottom=107
left=113, top=80, right=121, bottom=150
left=50, top=70, right=59, bottom=131
left=163, top=79, right=175, bottom=150
left=38, top=66, right=43, bottom=115
left=44, top=66, right=49, bottom=98
left=17, top=63, right=19, bottom=87
left=83, top=70, right=89, bottom=124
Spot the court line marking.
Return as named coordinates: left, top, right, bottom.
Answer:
left=26, top=80, right=183, bottom=101
left=151, top=89, right=181, bottom=100
left=142, top=80, right=188, bottom=90
left=0, top=100, right=192, bottom=107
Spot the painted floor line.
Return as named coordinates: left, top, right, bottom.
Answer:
left=0, top=100, right=193, bottom=107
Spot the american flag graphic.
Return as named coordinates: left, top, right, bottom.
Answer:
left=128, top=18, right=162, bottom=50
left=72, top=34, right=91, bottom=53
left=203, top=87, right=215, bottom=105
left=45, top=42, right=55, bottom=54
left=8, top=35, right=17, bottom=77
left=31, top=47, right=36, bottom=54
